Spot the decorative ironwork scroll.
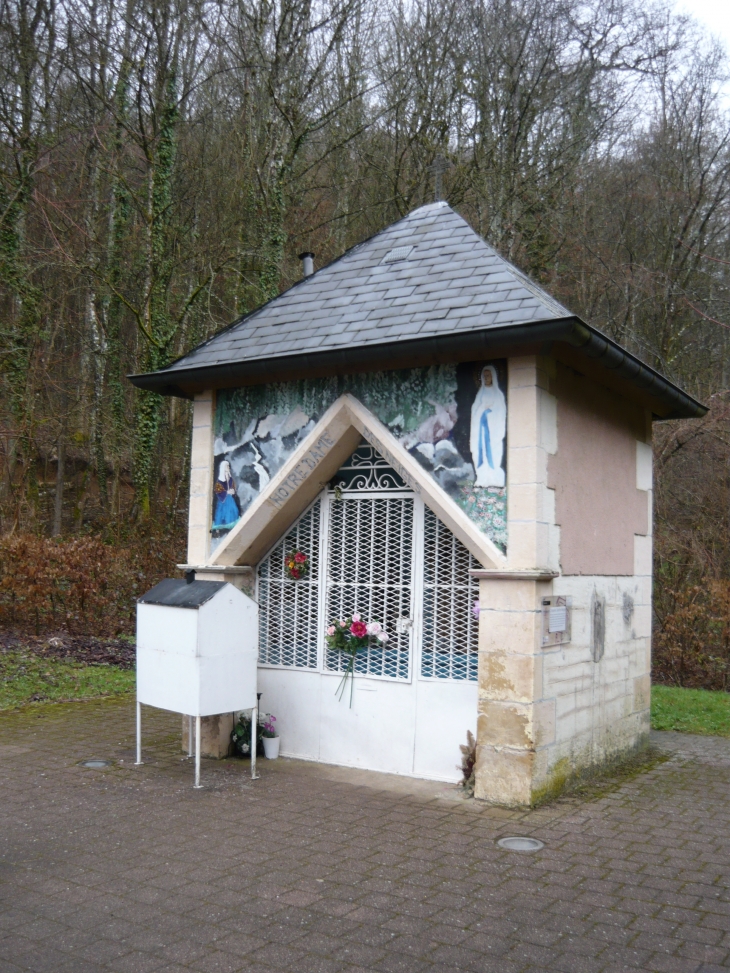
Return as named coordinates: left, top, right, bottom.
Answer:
left=329, top=440, right=408, bottom=492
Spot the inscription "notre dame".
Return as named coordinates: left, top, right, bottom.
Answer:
left=267, top=433, right=336, bottom=508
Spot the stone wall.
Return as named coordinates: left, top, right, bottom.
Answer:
left=474, top=355, right=652, bottom=805
left=536, top=567, right=652, bottom=800
left=188, top=392, right=215, bottom=565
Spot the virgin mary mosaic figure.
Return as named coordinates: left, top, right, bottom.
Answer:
left=212, top=460, right=241, bottom=531
left=470, top=365, right=506, bottom=488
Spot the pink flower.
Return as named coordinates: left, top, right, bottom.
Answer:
left=352, top=611, right=361, bottom=622
left=350, top=621, right=368, bottom=638
left=326, top=625, right=335, bottom=636
left=366, top=621, right=382, bottom=636
left=377, top=631, right=390, bottom=643
left=472, top=600, right=481, bottom=618
left=294, top=552, right=307, bottom=563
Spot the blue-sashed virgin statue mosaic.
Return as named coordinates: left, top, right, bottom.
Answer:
left=210, top=362, right=508, bottom=554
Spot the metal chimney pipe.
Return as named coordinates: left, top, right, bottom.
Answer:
left=298, top=251, right=315, bottom=278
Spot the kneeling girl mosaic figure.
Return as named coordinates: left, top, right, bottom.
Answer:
left=212, top=460, right=241, bottom=532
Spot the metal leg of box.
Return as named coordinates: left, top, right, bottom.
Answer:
left=188, top=716, right=193, bottom=758
left=135, top=701, right=142, bottom=765
left=194, top=715, right=202, bottom=788
left=250, top=705, right=259, bottom=781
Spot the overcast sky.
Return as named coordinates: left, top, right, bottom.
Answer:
left=676, top=0, right=730, bottom=54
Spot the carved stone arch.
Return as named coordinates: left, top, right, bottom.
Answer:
left=209, top=393, right=506, bottom=570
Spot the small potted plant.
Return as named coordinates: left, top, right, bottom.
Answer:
left=261, top=714, right=279, bottom=759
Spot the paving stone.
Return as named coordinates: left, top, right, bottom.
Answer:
left=1, top=701, right=730, bottom=973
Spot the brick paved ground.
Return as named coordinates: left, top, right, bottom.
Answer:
left=1, top=698, right=729, bottom=973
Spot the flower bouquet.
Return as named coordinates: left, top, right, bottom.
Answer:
left=325, top=612, right=390, bottom=706
left=261, top=714, right=277, bottom=738
left=285, top=550, right=309, bottom=580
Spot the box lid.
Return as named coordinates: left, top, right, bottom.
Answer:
left=138, top=578, right=228, bottom=609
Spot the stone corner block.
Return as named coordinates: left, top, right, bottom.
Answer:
left=534, top=698, right=556, bottom=747
left=634, top=673, right=651, bottom=713
left=478, top=650, right=537, bottom=703
left=474, top=745, right=534, bottom=805
left=478, top=699, right=533, bottom=749
left=182, top=713, right=234, bottom=759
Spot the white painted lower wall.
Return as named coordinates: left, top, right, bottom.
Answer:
left=257, top=665, right=478, bottom=782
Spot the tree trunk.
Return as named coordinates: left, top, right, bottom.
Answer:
left=52, top=432, right=65, bottom=536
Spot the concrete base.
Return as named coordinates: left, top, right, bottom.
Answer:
left=182, top=714, right=235, bottom=759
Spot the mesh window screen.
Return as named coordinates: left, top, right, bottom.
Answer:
left=258, top=500, right=320, bottom=668
left=325, top=495, right=413, bottom=679
left=421, top=507, right=479, bottom=680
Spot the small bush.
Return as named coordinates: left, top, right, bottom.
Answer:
left=0, top=534, right=179, bottom=637
left=457, top=730, right=476, bottom=796
left=653, top=577, right=730, bottom=690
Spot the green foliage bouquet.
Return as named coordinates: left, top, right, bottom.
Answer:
left=231, top=712, right=260, bottom=756
left=231, top=711, right=276, bottom=755
left=325, top=612, right=389, bottom=706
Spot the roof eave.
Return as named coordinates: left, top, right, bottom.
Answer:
left=128, top=317, right=707, bottom=420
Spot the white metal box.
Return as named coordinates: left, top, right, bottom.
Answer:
left=136, top=579, right=258, bottom=717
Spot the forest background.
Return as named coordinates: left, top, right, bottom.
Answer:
left=0, top=0, right=729, bottom=689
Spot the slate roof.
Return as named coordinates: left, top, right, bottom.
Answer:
left=130, top=202, right=706, bottom=419
left=159, top=202, right=572, bottom=373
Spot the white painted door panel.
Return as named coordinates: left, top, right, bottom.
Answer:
left=257, top=667, right=322, bottom=760
left=413, top=679, right=478, bottom=781
left=318, top=674, right=416, bottom=775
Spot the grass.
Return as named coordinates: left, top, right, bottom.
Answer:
left=0, top=649, right=134, bottom=711
left=651, top=684, right=730, bottom=737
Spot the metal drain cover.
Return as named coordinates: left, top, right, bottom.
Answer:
left=497, top=836, right=544, bottom=852
left=79, top=759, right=110, bottom=769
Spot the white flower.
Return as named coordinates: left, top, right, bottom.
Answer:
left=377, top=631, right=390, bottom=643
left=352, top=611, right=361, bottom=622
left=366, top=621, right=382, bottom=636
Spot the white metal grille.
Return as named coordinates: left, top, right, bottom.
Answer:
left=421, top=507, right=479, bottom=681
left=325, top=495, right=413, bottom=679
left=257, top=500, right=320, bottom=668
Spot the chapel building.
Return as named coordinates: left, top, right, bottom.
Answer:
left=131, top=202, right=705, bottom=804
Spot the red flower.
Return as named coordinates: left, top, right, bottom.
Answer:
left=294, top=552, right=307, bottom=564
left=350, top=620, right=367, bottom=637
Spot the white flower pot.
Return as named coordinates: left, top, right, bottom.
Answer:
left=263, top=736, right=280, bottom=759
